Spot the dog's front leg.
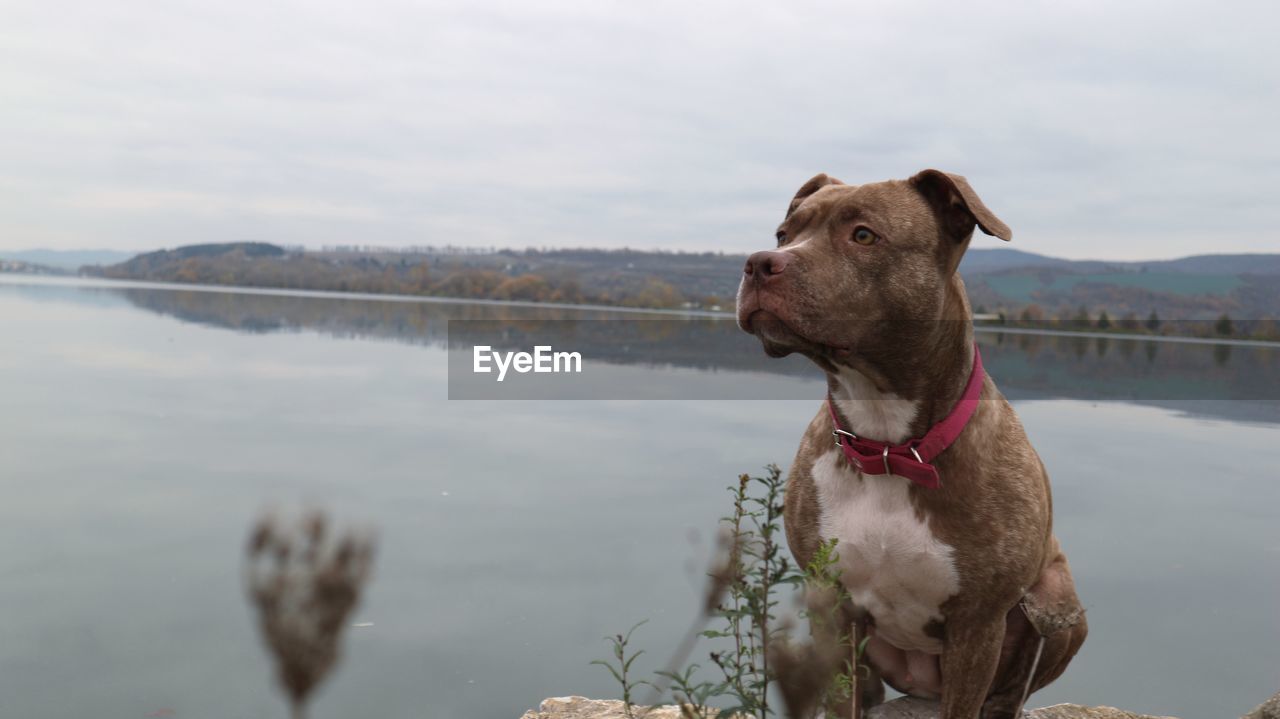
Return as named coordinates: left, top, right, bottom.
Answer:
left=939, top=616, right=1005, bottom=719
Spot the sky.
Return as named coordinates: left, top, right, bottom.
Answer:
left=2, top=0, right=1277, bottom=260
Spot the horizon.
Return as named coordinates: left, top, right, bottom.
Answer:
left=6, top=243, right=1280, bottom=266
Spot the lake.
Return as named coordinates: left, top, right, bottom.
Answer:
left=0, top=275, right=1277, bottom=719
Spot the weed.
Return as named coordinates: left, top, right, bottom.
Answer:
left=702, top=467, right=794, bottom=717
left=597, top=465, right=872, bottom=719
left=591, top=620, right=654, bottom=719
left=654, top=664, right=721, bottom=719
left=802, top=537, right=872, bottom=719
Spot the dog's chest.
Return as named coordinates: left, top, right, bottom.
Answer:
left=810, top=450, right=959, bottom=653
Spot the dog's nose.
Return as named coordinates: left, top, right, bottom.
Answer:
left=744, top=250, right=792, bottom=281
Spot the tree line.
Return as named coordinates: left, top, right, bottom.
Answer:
left=92, top=250, right=715, bottom=310
left=87, top=245, right=1280, bottom=340
left=977, top=303, right=1280, bottom=341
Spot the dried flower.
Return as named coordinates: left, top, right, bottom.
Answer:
left=245, top=510, right=375, bottom=719
left=702, top=528, right=741, bottom=616
left=769, top=621, right=844, bottom=719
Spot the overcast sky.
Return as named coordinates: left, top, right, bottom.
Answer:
left=3, top=0, right=1276, bottom=259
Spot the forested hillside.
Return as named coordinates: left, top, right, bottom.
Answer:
left=80, top=242, right=1280, bottom=339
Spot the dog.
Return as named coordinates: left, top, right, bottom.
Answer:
left=736, top=170, right=1087, bottom=719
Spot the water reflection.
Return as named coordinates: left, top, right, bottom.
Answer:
left=5, top=279, right=1279, bottom=418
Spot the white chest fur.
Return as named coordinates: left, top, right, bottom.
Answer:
left=810, top=449, right=959, bottom=653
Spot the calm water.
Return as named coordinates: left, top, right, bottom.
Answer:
left=0, top=276, right=1277, bottom=719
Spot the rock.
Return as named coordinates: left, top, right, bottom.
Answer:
left=863, top=697, right=1175, bottom=719
left=524, top=691, right=1280, bottom=719
left=865, top=697, right=940, bottom=719
left=519, top=696, right=1172, bottom=719
left=1243, top=691, right=1280, bottom=719
left=519, top=696, right=699, bottom=719
left=1026, top=704, right=1176, bottom=719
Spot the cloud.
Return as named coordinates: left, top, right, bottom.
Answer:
left=1, top=0, right=1276, bottom=259
left=72, top=188, right=383, bottom=221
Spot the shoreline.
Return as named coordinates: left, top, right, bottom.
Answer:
left=4, top=273, right=1279, bottom=349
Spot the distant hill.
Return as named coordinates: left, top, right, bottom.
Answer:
left=0, top=258, right=68, bottom=276
left=957, top=248, right=1073, bottom=273
left=960, top=251, right=1280, bottom=326
left=0, top=248, right=135, bottom=270
left=112, top=242, right=286, bottom=275
left=90, top=243, right=739, bottom=310
left=1132, top=254, right=1280, bottom=275
left=960, top=249, right=1280, bottom=276
left=76, top=242, right=1280, bottom=336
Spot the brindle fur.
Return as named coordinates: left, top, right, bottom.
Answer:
left=738, top=170, right=1087, bottom=719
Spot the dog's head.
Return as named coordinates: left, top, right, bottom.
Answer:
left=735, top=169, right=1010, bottom=370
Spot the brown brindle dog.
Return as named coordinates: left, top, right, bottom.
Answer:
left=736, top=170, right=1087, bottom=719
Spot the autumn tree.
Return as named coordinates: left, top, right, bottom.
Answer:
left=430, top=270, right=504, bottom=298
left=491, top=275, right=552, bottom=302
left=406, top=264, right=432, bottom=294
left=1018, top=304, right=1045, bottom=327
left=548, top=278, right=585, bottom=305
left=623, top=278, right=684, bottom=309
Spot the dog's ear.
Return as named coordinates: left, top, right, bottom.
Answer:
left=786, top=173, right=844, bottom=218
left=909, top=169, right=1012, bottom=242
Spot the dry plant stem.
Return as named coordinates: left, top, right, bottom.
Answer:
left=730, top=491, right=746, bottom=687
left=849, top=621, right=860, bottom=719
left=757, top=501, right=774, bottom=718
left=648, top=616, right=708, bottom=702
left=721, top=475, right=756, bottom=710
left=642, top=529, right=738, bottom=707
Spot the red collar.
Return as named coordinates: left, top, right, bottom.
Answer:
left=827, top=344, right=985, bottom=489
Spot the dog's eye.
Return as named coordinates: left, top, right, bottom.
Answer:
left=775, top=230, right=787, bottom=246
left=853, top=228, right=879, bottom=246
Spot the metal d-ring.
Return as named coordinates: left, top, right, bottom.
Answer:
left=832, top=428, right=857, bottom=446
left=882, top=445, right=890, bottom=473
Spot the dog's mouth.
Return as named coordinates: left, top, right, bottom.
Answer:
left=741, top=309, right=852, bottom=367
left=744, top=309, right=805, bottom=357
